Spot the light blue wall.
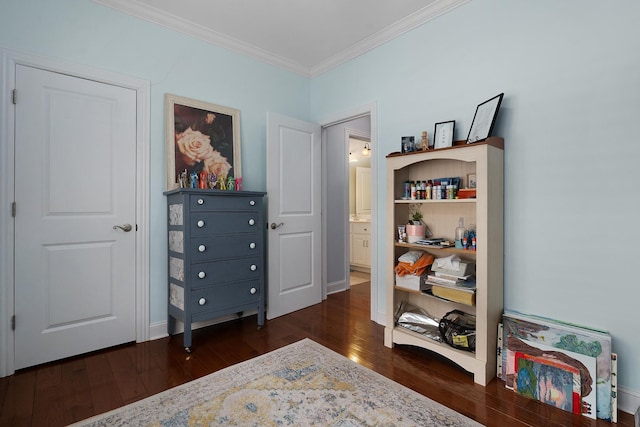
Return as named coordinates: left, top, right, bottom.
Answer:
left=0, top=0, right=311, bottom=326
left=311, top=0, right=640, bottom=394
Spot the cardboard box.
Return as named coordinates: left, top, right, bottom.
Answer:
left=395, top=273, right=426, bottom=292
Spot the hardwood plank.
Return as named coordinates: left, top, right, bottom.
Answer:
left=104, top=344, right=149, bottom=405
left=0, top=370, right=36, bottom=427
left=84, top=353, right=123, bottom=415
left=59, top=359, right=94, bottom=426
left=31, top=365, right=63, bottom=427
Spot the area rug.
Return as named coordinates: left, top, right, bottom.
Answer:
left=70, top=338, right=482, bottom=426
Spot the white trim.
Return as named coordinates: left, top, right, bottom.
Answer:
left=319, top=102, right=381, bottom=324
left=0, top=49, right=150, bottom=377
left=91, top=0, right=470, bottom=78
left=619, top=385, right=640, bottom=415
left=310, top=0, right=471, bottom=77
left=92, top=0, right=309, bottom=76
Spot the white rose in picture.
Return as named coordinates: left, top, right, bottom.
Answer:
left=203, top=150, right=232, bottom=178
left=176, top=128, right=214, bottom=166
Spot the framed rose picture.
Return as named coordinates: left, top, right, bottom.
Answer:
left=165, top=94, right=241, bottom=190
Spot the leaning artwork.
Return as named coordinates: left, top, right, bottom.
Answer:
left=165, top=94, right=241, bottom=190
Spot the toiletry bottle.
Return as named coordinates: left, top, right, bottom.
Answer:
left=455, top=217, right=467, bottom=249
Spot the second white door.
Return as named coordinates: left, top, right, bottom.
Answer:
left=266, top=113, right=322, bottom=319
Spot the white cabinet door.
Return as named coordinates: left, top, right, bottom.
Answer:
left=355, top=167, right=371, bottom=216
left=350, top=222, right=370, bottom=268
left=352, top=234, right=370, bottom=267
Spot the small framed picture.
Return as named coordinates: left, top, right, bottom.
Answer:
left=401, top=136, right=415, bottom=153
left=467, top=173, right=477, bottom=189
left=466, top=93, right=504, bottom=144
left=434, top=121, right=455, bottom=149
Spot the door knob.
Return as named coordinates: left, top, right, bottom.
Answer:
left=270, top=222, right=284, bottom=230
left=113, top=224, right=132, bottom=232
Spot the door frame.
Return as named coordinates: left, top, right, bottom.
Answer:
left=319, top=102, right=381, bottom=323
left=0, top=49, right=151, bottom=377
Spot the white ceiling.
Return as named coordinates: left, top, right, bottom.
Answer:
left=93, top=0, right=469, bottom=77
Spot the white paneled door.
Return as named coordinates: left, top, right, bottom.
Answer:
left=266, top=113, right=322, bottom=319
left=13, top=65, right=137, bottom=369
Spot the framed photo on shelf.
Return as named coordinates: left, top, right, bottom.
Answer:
left=467, top=173, right=477, bottom=189
left=466, top=93, right=504, bottom=144
left=434, top=120, right=455, bottom=149
left=165, top=93, right=241, bottom=190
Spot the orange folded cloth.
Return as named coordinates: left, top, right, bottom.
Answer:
left=394, top=253, right=434, bottom=277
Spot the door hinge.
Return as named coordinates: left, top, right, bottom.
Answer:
left=11, top=315, right=15, bottom=331
left=12, top=89, right=17, bottom=105
left=11, top=202, right=16, bottom=217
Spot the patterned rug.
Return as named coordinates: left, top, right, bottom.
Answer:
left=70, top=338, right=482, bottom=426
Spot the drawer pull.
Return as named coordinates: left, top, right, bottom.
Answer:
left=249, top=242, right=256, bottom=249
left=197, top=198, right=204, bottom=205
left=250, top=287, right=257, bottom=295
left=249, top=200, right=255, bottom=206
left=198, top=245, right=206, bottom=252
left=248, top=219, right=255, bottom=226
left=198, top=271, right=206, bottom=279
left=250, top=264, right=257, bottom=271
left=198, top=297, right=206, bottom=306
left=197, top=220, right=205, bottom=228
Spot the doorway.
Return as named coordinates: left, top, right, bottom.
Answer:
left=348, top=135, right=371, bottom=285
left=321, top=105, right=379, bottom=323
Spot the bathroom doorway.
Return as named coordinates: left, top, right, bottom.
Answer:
left=348, top=135, right=371, bottom=286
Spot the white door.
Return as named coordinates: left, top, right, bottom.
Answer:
left=13, top=65, right=137, bottom=369
left=266, top=113, right=322, bottom=319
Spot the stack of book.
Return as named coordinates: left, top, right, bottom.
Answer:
left=424, top=259, right=476, bottom=305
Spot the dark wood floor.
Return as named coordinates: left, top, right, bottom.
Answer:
left=0, top=282, right=632, bottom=426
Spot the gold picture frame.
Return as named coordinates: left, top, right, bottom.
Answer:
left=165, top=93, right=241, bottom=190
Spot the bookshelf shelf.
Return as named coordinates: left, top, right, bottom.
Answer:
left=394, top=198, right=476, bottom=204
left=392, top=326, right=478, bottom=374
left=394, top=242, right=476, bottom=256
left=384, top=138, right=504, bottom=386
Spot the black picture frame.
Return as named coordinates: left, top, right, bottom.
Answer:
left=434, top=120, right=455, bottom=149
left=466, top=93, right=504, bottom=144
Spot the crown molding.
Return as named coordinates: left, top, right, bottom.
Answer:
left=91, top=0, right=312, bottom=76
left=310, top=0, right=471, bottom=77
left=92, top=0, right=470, bottom=78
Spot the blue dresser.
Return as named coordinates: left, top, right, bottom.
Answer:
left=164, top=189, right=266, bottom=352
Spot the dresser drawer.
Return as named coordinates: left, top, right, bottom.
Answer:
left=189, top=257, right=262, bottom=284
left=188, top=235, right=261, bottom=261
left=190, top=212, right=262, bottom=236
left=189, top=194, right=262, bottom=211
left=190, top=280, right=260, bottom=315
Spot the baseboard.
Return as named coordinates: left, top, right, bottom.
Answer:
left=327, top=279, right=347, bottom=295
left=149, top=310, right=258, bottom=342
left=619, top=385, right=640, bottom=416
left=349, top=265, right=370, bottom=274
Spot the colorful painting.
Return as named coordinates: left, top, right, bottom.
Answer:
left=514, top=352, right=580, bottom=414
left=502, top=310, right=612, bottom=420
